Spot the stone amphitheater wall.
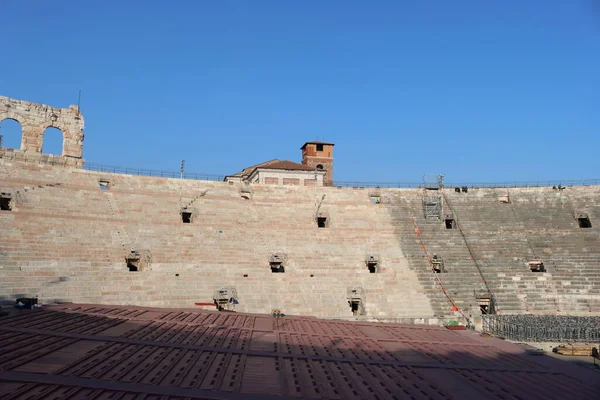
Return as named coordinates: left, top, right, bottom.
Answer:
left=1, top=158, right=599, bottom=322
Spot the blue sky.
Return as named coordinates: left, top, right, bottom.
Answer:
left=1, top=1, right=598, bottom=184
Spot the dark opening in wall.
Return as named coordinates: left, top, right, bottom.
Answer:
left=271, top=265, right=285, bottom=273
left=365, top=254, right=379, bottom=273
left=444, top=218, right=456, bottom=229
left=317, top=217, right=327, bottom=228
left=347, top=287, right=365, bottom=315
left=316, top=144, right=324, bottom=152
left=431, top=254, right=445, bottom=273
left=530, top=262, right=545, bottom=272
left=239, top=186, right=253, bottom=200
left=269, top=253, right=286, bottom=273
left=0, top=196, right=11, bottom=211
left=527, top=257, right=545, bottom=272
left=475, top=292, right=494, bottom=314
left=182, top=212, right=192, bottom=223
left=578, top=216, right=592, bottom=228
left=125, top=248, right=148, bottom=272
left=127, top=261, right=139, bottom=272
left=349, top=300, right=361, bottom=315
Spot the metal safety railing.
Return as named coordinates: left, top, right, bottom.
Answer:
left=482, top=314, right=600, bottom=342
left=84, top=163, right=227, bottom=182
left=2, top=153, right=600, bottom=189
left=333, top=179, right=600, bottom=189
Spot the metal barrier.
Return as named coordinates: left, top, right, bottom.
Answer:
left=482, top=315, right=600, bottom=343
left=84, top=163, right=226, bottom=182
left=334, top=179, right=600, bottom=189
left=2, top=154, right=600, bottom=189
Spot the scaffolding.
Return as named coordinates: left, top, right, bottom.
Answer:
left=482, top=315, right=600, bottom=342
left=422, top=174, right=444, bottom=221
left=423, top=195, right=443, bottom=221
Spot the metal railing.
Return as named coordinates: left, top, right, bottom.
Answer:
left=2, top=154, right=600, bottom=189
left=482, top=315, right=600, bottom=342
left=84, top=162, right=226, bottom=182
left=333, top=179, right=600, bottom=189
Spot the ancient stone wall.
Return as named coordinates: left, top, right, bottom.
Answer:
left=0, top=159, right=435, bottom=321
left=0, top=159, right=599, bottom=322
left=0, top=95, right=85, bottom=167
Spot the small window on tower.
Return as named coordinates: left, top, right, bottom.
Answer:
left=316, top=144, right=324, bottom=152
left=316, top=164, right=324, bottom=170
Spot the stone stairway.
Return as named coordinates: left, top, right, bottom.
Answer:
left=381, top=190, right=488, bottom=319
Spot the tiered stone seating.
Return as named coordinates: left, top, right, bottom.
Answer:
left=0, top=160, right=434, bottom=320
left=441, top=188, right=600, bottom=315
left=381, top=191, right=490, bottom=318
left=1, top=159, right=599, bottom=321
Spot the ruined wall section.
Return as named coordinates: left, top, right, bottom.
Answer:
left=0, top=95, right=85, bottom=167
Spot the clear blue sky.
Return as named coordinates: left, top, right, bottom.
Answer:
left=1, top=1, right=598, bottom=184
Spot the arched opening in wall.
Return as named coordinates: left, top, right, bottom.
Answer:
left=0, top=119, right=23, bottom=150
left=41, top=127, right=63, bottom=155
left=316, top=164, right=324, bottom=170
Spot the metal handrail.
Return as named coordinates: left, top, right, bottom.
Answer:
left=2, top=153, right=600, bottom=188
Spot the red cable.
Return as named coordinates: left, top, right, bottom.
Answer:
left=412, top=217, right=470, bottom=322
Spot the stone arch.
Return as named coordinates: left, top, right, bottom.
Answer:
left=0, top=118, right=24, bottom=150
left=41, top=126, right=64, bottom=155
left=0, top=95, right=85, bottom=165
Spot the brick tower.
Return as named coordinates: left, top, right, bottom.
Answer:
left=301, top=141, right=335, bottom=186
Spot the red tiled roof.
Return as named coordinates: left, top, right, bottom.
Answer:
left=258, top=160, right=315, bottom=172
left=0, top=304, right=597, bottom=399
left=228, top=160, right=315, bottom=179
left=228, top=159, right=281, bottom=177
